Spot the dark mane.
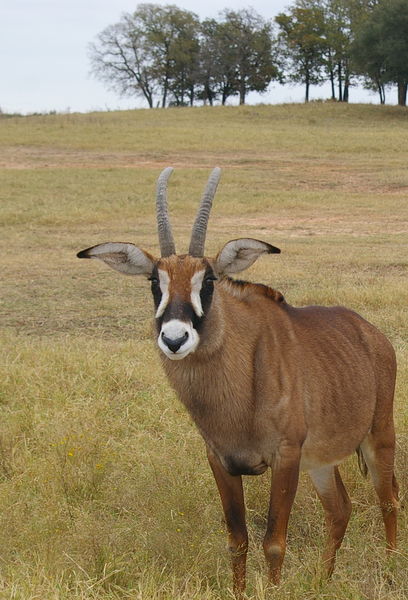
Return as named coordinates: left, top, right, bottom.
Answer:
left=220, top=276, right=285, bottom=304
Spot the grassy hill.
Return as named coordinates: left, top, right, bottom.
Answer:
left=0, top=103, right=407, bottom=599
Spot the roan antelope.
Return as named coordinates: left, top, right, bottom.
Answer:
left=77, top=168, right=398, bottom=595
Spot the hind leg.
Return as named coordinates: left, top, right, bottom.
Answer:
left=309, top=465, right=352, bottom=577
left=360, top=431, right=399, bottom=551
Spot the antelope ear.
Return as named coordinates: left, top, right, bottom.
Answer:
left=214, top=238, right=280, bottom=275
left=77, top=243, right=155, bottom=276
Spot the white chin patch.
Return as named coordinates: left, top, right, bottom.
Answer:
left=158, top=319, right=200, bottom=360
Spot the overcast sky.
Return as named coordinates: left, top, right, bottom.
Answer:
left=1, top=0, right=381, bottom=114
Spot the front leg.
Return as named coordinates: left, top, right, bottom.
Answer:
left=263, top=443, right=301, bottom=585
left=206, top=446, right=248, bottom=598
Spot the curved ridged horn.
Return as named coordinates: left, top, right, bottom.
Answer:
left=189, top=168, right=221, bottom=257
left=156, top=167, right=176, bottom=257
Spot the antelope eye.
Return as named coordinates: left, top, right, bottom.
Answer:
left=205, top=276, right=217, bottom=283
left=149, top=276, right=159, bottom=285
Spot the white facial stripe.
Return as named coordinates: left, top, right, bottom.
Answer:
left=158, top=318, right=200, bottom=360
left=190, top=269, right=205, bottom=317
left=155, top=269, right=170, bottom=318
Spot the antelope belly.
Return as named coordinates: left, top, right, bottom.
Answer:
left=222, top=453, right=269, bottom=476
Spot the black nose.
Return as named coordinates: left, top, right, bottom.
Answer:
left=161, top=331, right=189, bottom=353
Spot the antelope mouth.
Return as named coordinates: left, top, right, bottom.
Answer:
left=158, top=319, right=200, bottom=360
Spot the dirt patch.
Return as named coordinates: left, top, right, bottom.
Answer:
left=0, top=146, right=167, bottom=170
left=214, top=213, right=408, bottom=237
left=2, top=145, right=407, bottom=197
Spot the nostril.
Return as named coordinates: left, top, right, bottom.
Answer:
left=162, top=331, right=189, bottom=353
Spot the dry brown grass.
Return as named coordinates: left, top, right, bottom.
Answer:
left=0, top=103, right=407, bottom=599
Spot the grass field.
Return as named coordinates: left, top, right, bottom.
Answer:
left=0, top=102, right=407, bottom=599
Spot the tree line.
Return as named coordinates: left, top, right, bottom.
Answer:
left=89, top=0, right=408, bottom=108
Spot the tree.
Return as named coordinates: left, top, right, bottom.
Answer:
left=89, top=15, right=158, bottom=108
left=216, top=9, right=279, bottom=105
left=196, top=19, right=226, bottom=105
left=137, top=4, right=200, bottom=107
left=352, top=0, right=408, bottom=106
left=89, top=4, right=200, bottom=108
left=352, top=9, right=387, bottom=103
left=167, top=12, right=200, bottom=106
left=320, top=0, right=376, bottom=102
left=276, top=4, right=327, bottom=102
left=322, top=0, right=355, bottom=101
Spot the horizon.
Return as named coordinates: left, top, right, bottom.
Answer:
left=1, top=0, right=392, bottom=115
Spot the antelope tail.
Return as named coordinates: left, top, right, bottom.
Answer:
left=356, top=446, right=368, bottom=478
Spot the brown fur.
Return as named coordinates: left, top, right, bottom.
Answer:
left=157, top=255, right=208, bottom=304
left=162, top=276, right=395, bottom=473
left=158, top=261, right=398, bottom=595
left=78, top=242, right=398, bottom=596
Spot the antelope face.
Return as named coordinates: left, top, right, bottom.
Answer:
left=77, top=167, right=280, bottom=360
left=152, top=255, right=216, bottom=360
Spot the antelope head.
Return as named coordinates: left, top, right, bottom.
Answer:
left=77, top=168, right=280, bottom=360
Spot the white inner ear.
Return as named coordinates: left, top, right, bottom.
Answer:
left=190, top=270, right=205, bottom=317
left=156, top=269, right=170, bottom=318
left=216, top=239, right=271, bottom=275
left=84, top=243, right=154, bottom=275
